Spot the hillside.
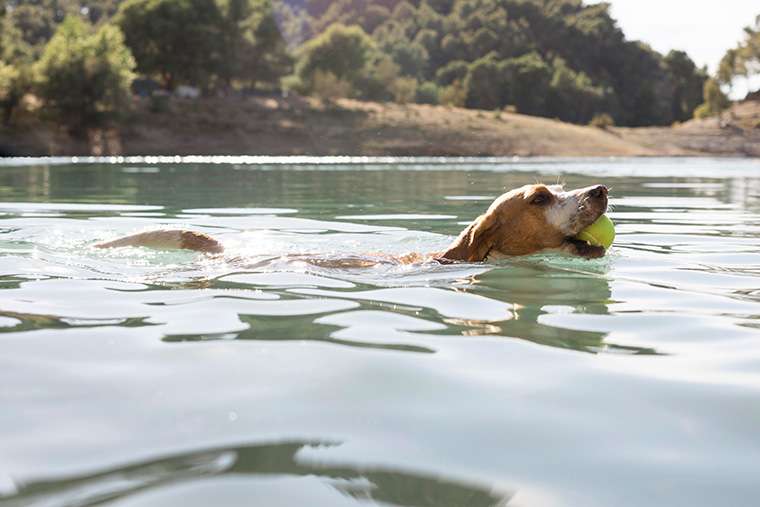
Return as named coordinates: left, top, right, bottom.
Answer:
left=615, top=99, right=760, bottom=157
left=1, top=95, right=758, bottom=158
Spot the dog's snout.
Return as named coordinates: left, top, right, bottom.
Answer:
left=588, top=185, right=608, bottom=199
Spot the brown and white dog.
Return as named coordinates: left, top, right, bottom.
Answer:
left=96, top=184, right=609, bottom=261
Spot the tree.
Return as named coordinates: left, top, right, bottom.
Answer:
left=693, top=78, right=730, bottom=119
left=665, top=50, right=707, bottom=123
left=717, top=14, right=760, bottom=94
left=0, top=15, right=34, bottom=125
left=546, top=57, right=606, bottom=124
left=116, top=0, right=223, bottom=90
left=502, top=52, right=552, bottom=116
left=218, top=0, right=292, bottom=89
left=34, top=16, right=136, bottom=134
left=435, top=60, right=468, bottom=86
left=464, top=53, right=503, bottom=110
left=296, top=24, right=376, bottom=90
left=0, top=61, right=21, bottom=125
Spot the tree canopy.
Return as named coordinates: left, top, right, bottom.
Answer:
left=34, top=16, right=136, bottom=132
left=284, top=0, right=708, bottom=126
left=718, top=14, right=760, bottom=94
left=0, top=0, right=727, bottom=128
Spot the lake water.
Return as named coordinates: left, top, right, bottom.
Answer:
left=1, top=157, right=759, bottom=507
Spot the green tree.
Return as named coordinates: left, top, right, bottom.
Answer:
left=296, top=24, right=376, bottom=91
left=355, top=54, right=399, bottom=101
left=0, top=61, right=21, bottom=125
left=435, top=59, right=468, bottom=85
left=717, top=14, right=759, bottom=93
left=416, top=81, right=439, bottom=104
left=502, top=52, right=552, bottom=116
left=34, top=16, right=136, bottom=134
left=664, top=50, right=707, bottom=123
left=219, top=0, right=293, bottom=89
left=116, top=0, right=223, bottom=90
left=282, top=0, right=713, bottom=125
left=463, top=53, right=503, bottom=110
left=546, top=57, right=605, bottom=124
left=694, top=78, right=730, bottom=119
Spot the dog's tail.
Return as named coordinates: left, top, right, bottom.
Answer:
left=95, top=230, right=224, bottom=254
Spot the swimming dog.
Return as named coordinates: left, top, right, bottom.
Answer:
left=95, top=184, right=609, bottom=261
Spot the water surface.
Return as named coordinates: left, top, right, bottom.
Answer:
left=1, top=157, right=760, bottom=507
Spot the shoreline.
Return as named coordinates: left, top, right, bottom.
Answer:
left=2, top=96, right=758, bottom=158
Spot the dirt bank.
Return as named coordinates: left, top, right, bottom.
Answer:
left=1, top=95, right=758, bottom=157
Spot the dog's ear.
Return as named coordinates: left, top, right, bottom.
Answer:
left=440, top=213, right=500, bottom=262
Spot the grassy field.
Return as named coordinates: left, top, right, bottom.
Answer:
left=2, top=95, right=759, bottom=157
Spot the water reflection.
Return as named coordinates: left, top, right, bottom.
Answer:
left=3, top=441, right=512, bottom=507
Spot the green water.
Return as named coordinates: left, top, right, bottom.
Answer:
left=1, top=157, right=759, bottom=507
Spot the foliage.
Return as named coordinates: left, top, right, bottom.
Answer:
left=311, top=69, right=352, bottom=101
left=664, top=50, right=708, bottom=123
left=546, top=57, right=606, bottom=124
left=391, top=76, right=417, bottom=103
left=590, top=113, right=614, bottom=129
left=717, top=14, right=760, bottom=94
left=439, top=79, right=466, bottom=107
left=218, top=0, right=292, bottom=88
left=296, top=0, right=709, bottom=125
left=34, top=16, right=136, bottom=133
left=296, top=24, right=376, bottom=92
left=416, top=81, right=439, bottom=104
left=693, top=78, right=730, bottom=119
left=692, top=103, right=711, bottom=120
left=0, top=0, right=725, bottom=127
left=0, top=60, right=21, bottom=124
left=116, top=0, right=224, bottom=90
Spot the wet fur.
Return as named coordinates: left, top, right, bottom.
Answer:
left=95, top=184, right=608, bottom=262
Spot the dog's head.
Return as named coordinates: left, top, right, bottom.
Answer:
left=441, top=184, right=608, bottom=261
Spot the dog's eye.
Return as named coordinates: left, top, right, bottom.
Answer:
left=531, top=193, right=551, bottom=206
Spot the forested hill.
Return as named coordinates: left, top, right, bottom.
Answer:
left=277, top=0, right=708, bottom=126
left=1, top=0, right=709, bottom=130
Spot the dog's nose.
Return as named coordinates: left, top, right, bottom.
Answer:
left=588, top=185, right=608, bottom=199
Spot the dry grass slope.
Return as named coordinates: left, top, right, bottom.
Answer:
left=1, top=95, right=758, bottom=157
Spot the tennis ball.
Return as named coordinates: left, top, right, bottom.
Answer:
left=576, top=215, right=615, bottom=250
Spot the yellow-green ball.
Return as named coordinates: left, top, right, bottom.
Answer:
left=576, top=215, right=615, bottom=250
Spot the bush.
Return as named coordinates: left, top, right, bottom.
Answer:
left=590, top=113, right=615, bottom=129
left=435, top=60, right=468, bottom=86
left=693, top=103, right=712, bottom=120
left=391, top=76, right=417, bottom=104
left=416, top=81, right=439, bottom=104
left=297, top=24, right=375, bottom=89
left=35, top=17, right=136, bottom=134
left=311, top=70, right=352, bottom=102
left=354, top=55, right=398, bottom=101
left=693, top=79, right=731, bottom=119
left=439, top=79, right=466, bottom=107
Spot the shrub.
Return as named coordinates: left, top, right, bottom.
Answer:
left=590, top=113, right=615, bottom=129
left=391, top=76, right=417, bottom=104
left=693, top=103, right=712, bottom=120
left=35, top=17, right=136, bottom=134
left=416, top=81, right=439, bottom=104
left=311, top=70, right=352, bottom=102
left=354, top=55, right=398, bottom=101
left=297, top=24, right=375, bottom=89
left=693, top=78, right=730, bottom=119
left=439, top=79, right=466, bottom=107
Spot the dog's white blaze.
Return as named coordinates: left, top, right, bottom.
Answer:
left=544, top=192, right=579, bottom=234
